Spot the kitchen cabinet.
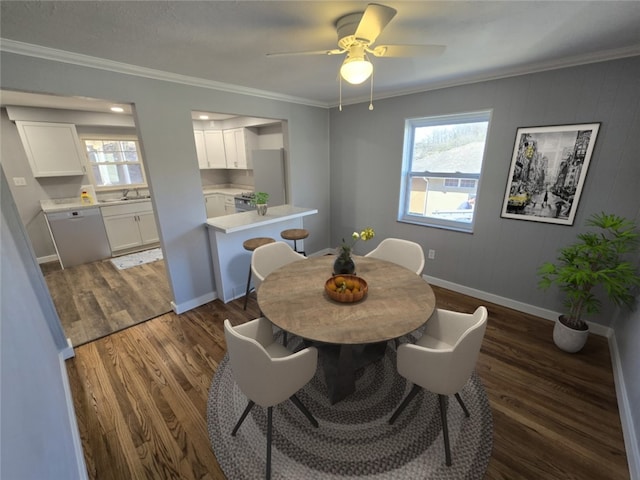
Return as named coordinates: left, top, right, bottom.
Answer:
left=223, top=127, right=258, bottom=169
left=15, top=121, right=86, bottom=177
left=205, top=193, right=226, bottom=218
left=224, top=194, right=236, bottom=214
left=193, top=129, right=226, bottom=169
left=193, top=130, right=208, bottom=169
left=101, top=201, right=159, bottom=253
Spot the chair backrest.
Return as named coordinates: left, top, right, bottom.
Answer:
left=224, top=318, right=318, bottom=407
left=397, top=306, right=488, bottom=395
left=251, top=241, right=306, bottom=290
left=365, top=238, right=425, bottom=275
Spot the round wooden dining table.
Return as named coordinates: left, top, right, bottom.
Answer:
left=258, top=255, right=436, bottom=403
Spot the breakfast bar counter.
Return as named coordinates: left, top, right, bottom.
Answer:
left=206, top=205, right=317, bottom=303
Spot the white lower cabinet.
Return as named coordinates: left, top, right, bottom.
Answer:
left=101, top=201, right=159, bottom=253
left=224, top=194, right=236, bottom=214
left=205, top=193, right=226, bottom=218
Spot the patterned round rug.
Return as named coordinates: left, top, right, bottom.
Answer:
left=207, top=333, right=492, bottom=479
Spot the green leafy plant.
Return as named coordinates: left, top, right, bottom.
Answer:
left=251, top=192, right=269, bottom=205
left=537, top=212, right=640, bottom=330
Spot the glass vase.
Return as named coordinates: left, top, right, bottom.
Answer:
left=333, top=255, right=356, bottom=275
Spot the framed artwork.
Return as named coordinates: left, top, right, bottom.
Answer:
left=500, top=123, right=600, bottom=225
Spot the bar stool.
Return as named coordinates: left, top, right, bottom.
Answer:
left=280, top=228, right=309, bottom=256
left=243, top=237, right=275, bottom=310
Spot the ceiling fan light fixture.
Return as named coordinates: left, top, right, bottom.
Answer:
left=340, top=55, right=373, bottom=85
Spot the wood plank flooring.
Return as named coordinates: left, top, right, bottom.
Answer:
left=42, top=257, right=172, bottom=346
left=66, top=286, right=630, bottom=479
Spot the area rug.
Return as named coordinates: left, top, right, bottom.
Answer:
left=207, top=332, right=493, bottom=479
left=110, top=247, right=163, bottom=270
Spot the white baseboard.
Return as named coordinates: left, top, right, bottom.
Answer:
left=61, top=337, right=75, bottom=360
left=59, top=353, right=89, bottom=480
left=424, top=274, right=634, bottom=478
left=422, top=275, right=612, bottom=337
left=608, top=333, right=640, bottom=480
left=37, top=254, right=59, bottom=264
left=171, top=291, right=217, bottom=314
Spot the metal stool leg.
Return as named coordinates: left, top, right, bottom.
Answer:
left=243, top=266, right=252, bottom=310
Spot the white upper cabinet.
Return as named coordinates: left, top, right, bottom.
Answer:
left=193, top=130, right=209, bottom=169
left=15, top=121, right=86, bottom=177
left=193, top=129, right=227, bottom=169
left=204, top=130, right=226, bottom=168
left=223, top=127, right=258, bottom=169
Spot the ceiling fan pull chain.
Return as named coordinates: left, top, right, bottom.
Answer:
left=369, top=71, right=374, bottom=111
left=339, top=75, right=343, bottom=111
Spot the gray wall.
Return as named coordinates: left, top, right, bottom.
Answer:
left=0, top=51, right=330, bottom=312
left=329, top=56, right=640, bottom=470
left=1, top=169, right=84, bottom=479
left=330, top=56, right=640, bottom=328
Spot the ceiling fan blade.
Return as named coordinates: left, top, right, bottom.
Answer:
left=371, top=44, right=446, bottom=57
left=266, top=48, right=343, bottom=57
left=354, top=3, right=397, bottom=44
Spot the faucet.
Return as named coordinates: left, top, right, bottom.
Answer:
left=122, top=189, right=130, bottom=199
left=134, top=188, right=140, bottom=198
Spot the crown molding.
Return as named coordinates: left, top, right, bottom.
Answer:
left=332, top=45, right=640, bottom=109
left=0, top=38, right=329, bottom=109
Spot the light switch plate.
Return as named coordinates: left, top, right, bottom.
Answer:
left=13, top=177, right=27, bottom=186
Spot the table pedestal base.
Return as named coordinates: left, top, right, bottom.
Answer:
left=313, top=341, right=388, bottom=404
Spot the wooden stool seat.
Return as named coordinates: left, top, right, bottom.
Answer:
left=280, top=229, right=309, bottom=256
left=243, top=237, right=275, bottom=310
left=243, top=237, right=275, bottom=252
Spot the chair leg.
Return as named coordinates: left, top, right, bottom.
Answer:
left=438, top=394, right=452, bottom=466
left=266, top=406, right=272, bottom=480
left=454, top=392, right=470, bottom=417
left=290, top=394, right=318, bottom=427
left=232, top=400, right=255, bottom=436
left=243, top=267, right=253, bottom=310
left=388, top=384, right=421, bottom=424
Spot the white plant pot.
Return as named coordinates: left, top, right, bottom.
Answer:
left=553, top=316, right=589, bottom=353
left=256, top=204, right=268, bottom=216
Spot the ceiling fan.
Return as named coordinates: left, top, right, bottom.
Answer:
left=267, top=3, right=445, bottom=89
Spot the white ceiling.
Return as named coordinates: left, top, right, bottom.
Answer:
left=2, top=1, right=640, bottom=109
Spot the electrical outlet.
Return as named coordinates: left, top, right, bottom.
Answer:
left=428, top=249, right=436, bottom=260
left=13, top=177, right=27, bottom=186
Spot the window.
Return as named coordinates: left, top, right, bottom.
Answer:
left=398, top=111, right=491, bottom=232
left=82, top=136, right=147, bottom=189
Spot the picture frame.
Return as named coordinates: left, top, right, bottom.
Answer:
left=500, top=123, right=600, bottom=225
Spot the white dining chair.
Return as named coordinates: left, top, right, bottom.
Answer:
left=365, top=238, right=425, bottom=275
left=388, top=306, right=488, bottom=466
left=251, top=241, right=306, bottom=292
left=224, top=318, right=318, bottom=480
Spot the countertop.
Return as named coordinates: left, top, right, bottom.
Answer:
left=41, top=197, right=153, bottom=214
left=206, top=205, right=318, bottom=234
left=203, top=187, right=247, bottom=196
left=41, top=186, right=252, bottom=214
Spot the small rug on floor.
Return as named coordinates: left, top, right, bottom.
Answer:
left=110, top=247, right=163, bottom=270
left=207, top=332, right=493, bottom=479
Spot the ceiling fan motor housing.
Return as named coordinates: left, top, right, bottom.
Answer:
left=336, top=13, right=370, bottom=49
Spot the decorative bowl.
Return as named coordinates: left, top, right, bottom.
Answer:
left=325, top=275, right=368, bottom=303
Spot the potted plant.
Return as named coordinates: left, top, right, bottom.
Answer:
left=333, top=227, right=375, bottom=275
left=252, top=192, right=269, bottom=216
left=537, top=212, right=640, bottom=352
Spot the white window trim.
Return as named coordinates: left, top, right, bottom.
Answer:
left=398, top=110, right=492, bottom=233
left=80, top=134, right=147, bottom=191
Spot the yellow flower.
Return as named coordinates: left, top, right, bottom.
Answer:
left=338, top=227, right=375, bottom=258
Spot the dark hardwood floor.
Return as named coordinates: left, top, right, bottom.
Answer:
left=42, top=256, right=172, bottom=346
left=66, top=286, right=629, bottom=479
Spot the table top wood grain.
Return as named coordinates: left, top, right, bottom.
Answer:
left=257, top=255, right=436, bottom=344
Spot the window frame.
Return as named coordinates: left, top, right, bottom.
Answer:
left=80, top=134, right=147, bottom=191
left=398, top=110, right=492, bottom=233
